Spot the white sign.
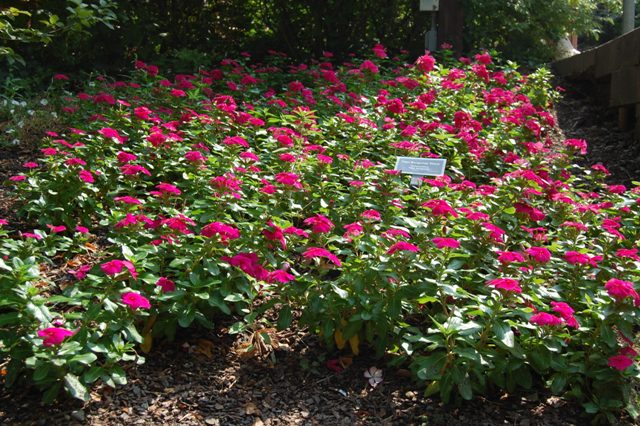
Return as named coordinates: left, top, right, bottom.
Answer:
left=395, top=156, right=447, bottom=177
left=419, top=0, right=440, bottom=11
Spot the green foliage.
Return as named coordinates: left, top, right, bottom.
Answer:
left=1, top=45, right=640, bottom=422
left=462, top=0, right=622, bottom=63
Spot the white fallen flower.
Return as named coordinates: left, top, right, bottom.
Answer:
left=364, top=366, right=383, bottom=387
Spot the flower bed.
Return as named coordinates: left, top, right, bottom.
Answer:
left=1, top=47, right=639, bottom=421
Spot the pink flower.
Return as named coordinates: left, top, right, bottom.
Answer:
left=23, top=162, right=39, bottom=169
left=53, top=74, right=70, bottom=81
left=343, top=222, right=364, bottom=240
left=46, top=224, right=66, bottom=233
left=223, top=252, right=268, bottom=280
left=496, top=250, right=525, bottom=264
left=114, top=195, right=142, bottom=205
left=303, top=247, right=342, bottom=267
left=359, top=60, right=379, bottom=74
left=608, top=355, right=634, bottom=371
left=38, top=327, right=75, bottom=347
left=616, top=248, right=640, bottom=261
left=415, top=53, right=436, bottom=73
left=529, top=312, right=563, bottom=326
left=564, top=139, right=587, bottom=155
left=266, top=270, right=295, bottom=283
left=78, top=169, right=94, bottom=183
left=550, top=301, right=574, bottom=319
left=68, top=264, right=90, bottom=280
left=486, top=278, right=522, bottom=293
left=605, top=278, right=639, bottom=303
left=75, top=225, right=89, bottom=233
left=432, top=237, right=460, bottom=249
left=154, top=182, right=181, bottom=196
left=98, top=127, right=127, bottom=144
left=156, top=277, right=176, bottom=293
left=422, top=199, right=458, bottom=218
left=564, top=251, right=594, bottom=266
left=201, top=222, right=240, bottom=243
left=372, top=43, right=388, bottom=59
left=223, top=136, right=249, bottom=148
left=121, top=292, right=151, bottom=310
left=304, top=214, right=335, bottom=233
left=483, top=222, right=505, bottom=243
left=100, top=259, right=138, bottom=280
left=275, top=172, right=303, bottom=189
left=387, top=241, right=420, bottom=255
left=361, top=209, right=381, bottom=221
left=526, top=247, right=551, bottom=263
left=185, top=150, right=206, bottom=163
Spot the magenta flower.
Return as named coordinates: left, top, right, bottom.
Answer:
left=156, top=277, right=176, bottom=293
left=46, top=224, right=66, bottom=233
left=432, top=237, right=460, bottom=249
left=154, top=182, right=181, bottom=196
left=223, top=136, right=249, bottom=148
left=266, top=270, right=295, bottom=283
left=303, top=247, right=342, bottom=267
left=275, top=172, right=303, bottom=189
left=550, top=301, right=574, bottom=319
left=114, top=195, right=142, bottom=205
left=529, top=312, right=563, bottom=327
left=185, top=150, right=206, bottom=163
left=38, top=327, right=75, bottom=347
left=486, top=278, right=522, bottom=294
left=100, top=259, right=138, bottom=280
left=304, top=214, right=335, bottom=234
left=387, top=241, right=420, bottom=255
left=496, top=250, right=525, bottom=264
left=422, top=199, right=458, bottom=218
left=98, top=127, right=127, bottom=144
left=605, top=278, right=639, bottom=303
left=361, top=210, right=381, bottom=221
left=121, top=292, right=151, bottom=310
left=343, top=222, right=364, bottom=240
left=608, top=355, right=634, bottom=371
left=201, top=221, right=240, bottom=243
left=415, top=53, right=436, bottom=73
left=78, top=169, right=94, bottom=183
left=223, top=252, right=269, bottom=280
left=526, top=247, right=551, bottom=263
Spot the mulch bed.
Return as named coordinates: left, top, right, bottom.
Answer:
left=1, top=76, right=639, bottom=426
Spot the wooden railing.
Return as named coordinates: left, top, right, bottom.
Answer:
left=553, top=28, right=640, bottom=133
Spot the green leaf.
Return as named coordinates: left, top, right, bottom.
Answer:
left=83, top=366, right=103, bottom=383
left=42, top=382, right=61, bottom=404
left=69, top=352, right=98, bottom=365
left=457, top=374, right=473, bottom=400
left=228, top=321, right=245, bottom=334
left=492, top=323, right=515, bottom=348
left=110, top=365, right=127, bottom=385
left=224, top=293, right=244, bottom=302
left=550, top=374, right=567, bottom=394
left=32, top=364, right=50, bottom=382
left=124, top=323, right=143, bottom=343
left=277, top=306, right=293, bottom=330
left=64, top=373, right=90, bottom=401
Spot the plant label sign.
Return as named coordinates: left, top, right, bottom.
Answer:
left=394, top=156, right=446, bottom=185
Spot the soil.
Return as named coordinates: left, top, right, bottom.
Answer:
left=1, top=78, right=639, bottom=426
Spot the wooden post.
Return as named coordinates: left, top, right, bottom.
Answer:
left=437, top=0, right=464, bottom=54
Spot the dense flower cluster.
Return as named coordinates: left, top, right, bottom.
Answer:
left=1, top=46, right=638, bottom=415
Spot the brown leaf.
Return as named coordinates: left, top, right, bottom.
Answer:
left=194, top=339, right=214, bottom=359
